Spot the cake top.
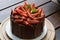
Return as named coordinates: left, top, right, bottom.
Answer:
left=11, top=2, right=44, bottom=26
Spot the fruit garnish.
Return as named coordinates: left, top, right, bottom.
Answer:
left=31, top=8, right=37, bottom=14
left=27, top=4, right=31, bottom=9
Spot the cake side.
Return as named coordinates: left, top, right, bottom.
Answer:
left=10, top=2, right=45, bottom=39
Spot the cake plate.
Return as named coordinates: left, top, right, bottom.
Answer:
left=1, top=17, right=47, bottom=40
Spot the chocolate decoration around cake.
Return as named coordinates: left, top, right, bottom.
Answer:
left=10, top=2, right=45, bottom=39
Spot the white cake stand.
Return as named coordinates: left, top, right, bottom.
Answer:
left=1, top=17, right=47, bottom=40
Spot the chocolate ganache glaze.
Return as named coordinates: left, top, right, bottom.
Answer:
left=10, top=2, right=45, bottom=39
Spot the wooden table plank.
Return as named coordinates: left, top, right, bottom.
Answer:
left=0, top=0, right=23, bottom=10
left=0, top=2, right=24, bottom=23
left=0, top=2, right=60, bottom=27
left=52, top=0, right=60, bottom=5
left=26, top=0, right=50, bottom=7
left=41, top=2, right=60, bottom=17
left=0, top=1, right=50, bottom=23
left=0, top=0, right=50, bottom=11
left=0, top=24, right=5, bottom=40
left=47, top=11, right=60, bottom=28
left=56, top=28, right=60, bottom=40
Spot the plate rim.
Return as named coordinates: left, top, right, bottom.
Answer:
left=2, top=17, right=55, bottom=40
left=5, top=19, right=47, bottom=40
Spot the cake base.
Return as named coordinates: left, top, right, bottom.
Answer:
left=5, top=19, right=47, bottom=40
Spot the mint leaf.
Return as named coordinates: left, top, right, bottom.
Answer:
left=31, top=8, right=37, bottom=14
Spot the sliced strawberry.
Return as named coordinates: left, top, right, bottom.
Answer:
left=27, top=9, right=34, bottom=19
left=12, top=10, right=17, bottom=15
left=41, top=10, right=45, bottom=18
left=23, top=21, right=29, bottom=25
left=21, top=12, right=27, bottom=17
left=15, top=8, right=23, bottom=13
left=30, top=20, right=39, bottom=24
left=14, top=19, right=23, bottom=23
left=22, top=16, right=26, bottom=20
left=24, top=2, right=28, bottom=10
left=20, top=6, right=26, bottom=12
left=31, top=3, right=35, bottom=10
left=27, top=19, right=39, bottom=24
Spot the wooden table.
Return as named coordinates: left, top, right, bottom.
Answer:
left=0, top=18, right=55, bottom=40
left=0, top=0, right=60, bottom=40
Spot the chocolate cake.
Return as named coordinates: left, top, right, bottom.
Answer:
left=10, top=2, right=45, bottom=39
